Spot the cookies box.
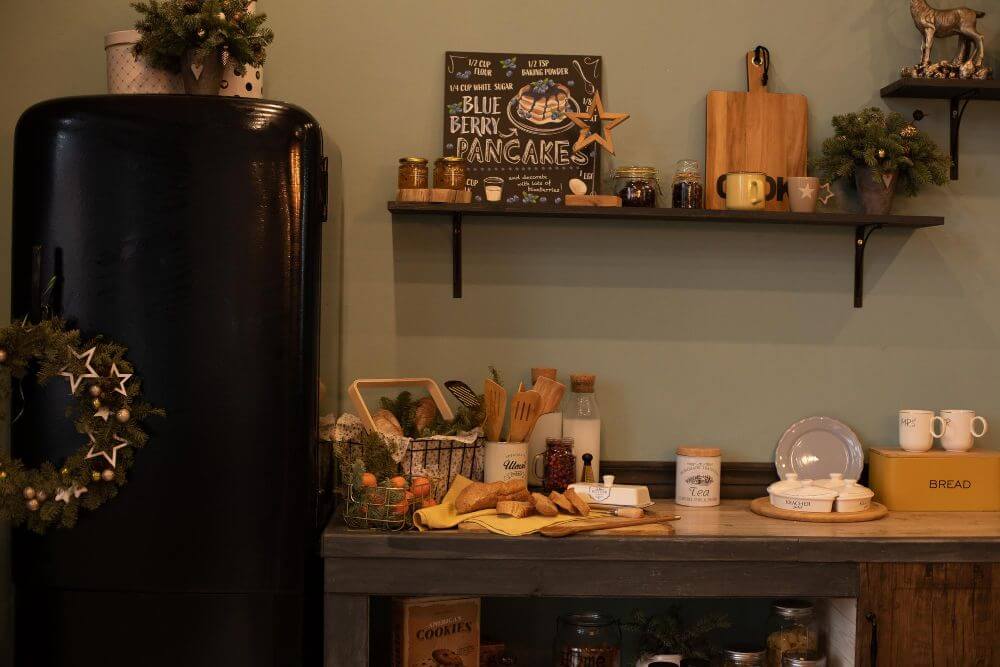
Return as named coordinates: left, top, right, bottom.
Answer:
left=392, top=596, right=480, bottom=667
left=867, top=448, right=1000, bottom=511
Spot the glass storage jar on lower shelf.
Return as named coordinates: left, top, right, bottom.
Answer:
left=723, top=644, right=767, bottom=666
left=554, top=612, right=621, bottom=666
left=766, top=600, right=818, bottom=667
left=611, top=166, right=660, bottom=207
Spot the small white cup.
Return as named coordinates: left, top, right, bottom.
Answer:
left=899, top=409, right=945, bottom=452
left=483, top=441, right=528, bottom=483
left=939, top=409, right=988, bottom=452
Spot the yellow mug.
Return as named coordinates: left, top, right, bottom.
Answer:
left=724, top=171, right=767, bottom=210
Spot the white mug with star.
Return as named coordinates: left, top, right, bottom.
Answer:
left=787, top=176, right=834, bottom=213
left=939, top=409, right=988, bottom=452
left=899, top=409, right=945, bottom=452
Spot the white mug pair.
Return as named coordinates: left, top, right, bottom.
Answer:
left=898, top=409, right=988, bottom=453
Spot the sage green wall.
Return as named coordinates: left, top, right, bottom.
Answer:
left=2, top=0, right=999, bottom=660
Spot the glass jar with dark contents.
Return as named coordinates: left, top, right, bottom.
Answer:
left=434, top=156, right=467, bottom=190
left=612, top=166, right=660, bottom=207
left=541, top=437, right=576, bottom=493
left=671, top=159, right=704, bottom=209
left=554, top=612, right=621, bottom=667
left=398, top=157, right=428, bottom=190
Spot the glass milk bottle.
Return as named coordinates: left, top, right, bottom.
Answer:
left=527, top=367, right=562, bottom=486
left=563, top=374, right=600, bottom=482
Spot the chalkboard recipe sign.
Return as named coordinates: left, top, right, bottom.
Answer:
left=444, top=51, right=603, bottom=205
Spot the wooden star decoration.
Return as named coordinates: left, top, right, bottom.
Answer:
left=55, top=484, right=88, bottom=504
left=109, top=362, right=133, bottom=397
left=95, top=407, right=112, bottom=422
left=564, top=90, right=630, bottom=155
left=60, top=346, right=99, bottom=395
left=84, top=432, right=129, bottom=468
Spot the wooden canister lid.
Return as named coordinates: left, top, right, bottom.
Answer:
left=676, top=446, right=721, bottom=457
left=570, top=374, right=595, bottom=393
left=532, top=367, right=557, bottom=383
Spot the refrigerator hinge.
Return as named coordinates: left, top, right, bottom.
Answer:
left=320, top=156, right=329, bottom=223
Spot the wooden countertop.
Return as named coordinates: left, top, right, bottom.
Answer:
left=323, top=499, right=1000, bottom=564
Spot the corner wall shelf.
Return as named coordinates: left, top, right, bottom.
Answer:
left=388, top=202, right=944, bottom=307
left=881, top=78, right=1000, bottom=180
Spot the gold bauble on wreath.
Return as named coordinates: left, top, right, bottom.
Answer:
left=0, top=317, right=165, bottom=533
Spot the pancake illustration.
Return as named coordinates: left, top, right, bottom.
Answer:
left=515, top=78, right=572, bottom=125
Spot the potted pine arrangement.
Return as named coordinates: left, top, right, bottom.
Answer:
left=131, top=0, right=273, bottom=95
left=813, top=107, right=949, bottom=215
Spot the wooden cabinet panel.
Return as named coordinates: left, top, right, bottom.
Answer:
left=857, top=563, right=999, bottom=667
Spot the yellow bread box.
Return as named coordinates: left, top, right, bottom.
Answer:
left=867, top=448, right=1000, bottom=511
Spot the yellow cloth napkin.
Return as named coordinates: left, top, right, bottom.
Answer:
left=413, top=475, right=585, bottom=536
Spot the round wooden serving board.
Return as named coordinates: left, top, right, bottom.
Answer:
left=750, top=497, right=888, bottom=523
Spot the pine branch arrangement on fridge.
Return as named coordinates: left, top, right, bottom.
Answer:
left=132, top=0, right=274, bottom=73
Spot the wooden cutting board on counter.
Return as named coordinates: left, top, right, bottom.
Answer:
left=458, top=516, right=674, bottom=536
left=705, top=51, right=808, bottom=211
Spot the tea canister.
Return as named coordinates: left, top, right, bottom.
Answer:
left=675, top=447, right=721, bottom=507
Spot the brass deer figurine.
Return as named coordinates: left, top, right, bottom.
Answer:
left=910, top=0, right=987, bottom=70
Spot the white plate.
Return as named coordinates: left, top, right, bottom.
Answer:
left=775, top=416, right=863, bottom=481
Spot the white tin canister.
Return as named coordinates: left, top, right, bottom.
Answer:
left=104, top=30, right=183, bottom=94
left=675, top=447, right=721, bottom=507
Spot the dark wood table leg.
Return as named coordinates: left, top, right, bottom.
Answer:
left=325, top=593, right=370, bottom=667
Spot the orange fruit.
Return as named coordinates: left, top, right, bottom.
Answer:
left=392, top=492, right=416, bottom=516
left=388, top=476, right=408, bottom=489
left=360, top=473, right=377, bottom=488
left=410, top=476, right=432, bottom=499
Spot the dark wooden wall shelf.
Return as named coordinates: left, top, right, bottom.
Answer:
left=881, top=78, right=1000, bottom=180
left=388, top=202, right=943, bottom=307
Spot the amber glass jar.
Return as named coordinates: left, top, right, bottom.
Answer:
left=723, top=644, right=767, bottom=666
left=612, top=166, right=660, bottom=207
left=398, top=157, right=428, bottom=189
left=434, top=156, right=467, bottom=190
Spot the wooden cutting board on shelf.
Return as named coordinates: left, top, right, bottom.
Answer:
left=706, top=51, right=808, bottom=211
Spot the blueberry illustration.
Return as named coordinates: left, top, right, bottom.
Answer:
left=446, top=143, right=454, bottom=149
left=506, top=71, right=512, bottom=77
left=555, top=197, right=562, bottom=204
left=540, top=197, right=547, bottom=203
left=475, top=195, right=482, bottom=202
left=567, top=80, right=575, bottom=86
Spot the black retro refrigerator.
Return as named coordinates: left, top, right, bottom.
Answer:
left=10, top=96, right=330, bottom=666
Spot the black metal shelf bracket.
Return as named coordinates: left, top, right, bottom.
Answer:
left=949, top=90, right=977, bottom=180
left=452, top=214, right=462, bottom=298
left=854, top=223, right=883, bottom=308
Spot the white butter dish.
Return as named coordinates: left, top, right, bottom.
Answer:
left=814, top=472, right=845, bottom=490
left=569, top=476, right=653, bottom=508
left=834, top=479, right=874, bottom=512
left=768, top=480, right=838, bottom=513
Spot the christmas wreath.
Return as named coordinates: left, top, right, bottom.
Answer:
left=0, top=318, right=164, bottom=533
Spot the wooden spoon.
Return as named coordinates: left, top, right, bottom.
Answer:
left=539, top=515, right=681, bottom=538
left=532, top=375, right=566, bottom=414
left=506, top=390, right=541, bottom=443
left=483, top=379, right=506, bottom=442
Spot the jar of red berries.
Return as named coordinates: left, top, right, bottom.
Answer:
left=534, top=438, right=576, bottom=493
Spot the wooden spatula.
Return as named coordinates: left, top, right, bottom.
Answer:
left=483, top=379, right=506, bottom=442
left=539, top=515, right=681, bottom=538
left=532, top=375, right=566, bottom=414
left=507, top=389, right=542, bottom=443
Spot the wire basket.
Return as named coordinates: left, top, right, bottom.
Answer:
left=336, top=435, right=484, bottom=503
left=343, top=477, right=425, bottom=531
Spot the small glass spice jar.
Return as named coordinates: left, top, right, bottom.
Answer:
left=781, top=652, right=826, bottom=667
left=398, top=157, right=428, bottom=189
left=554, top=612, right=621, bottom=667
left=723, top=644, right=767, bottom=667
left=671, top=159, right=704, bottom=209
left=533, top=437, right=576, bottom=493
left=766, top=600, right=818, bottom=667
left=611, top=166, right=660, bottom=207
left=434, top=156, right=467, bottom=190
